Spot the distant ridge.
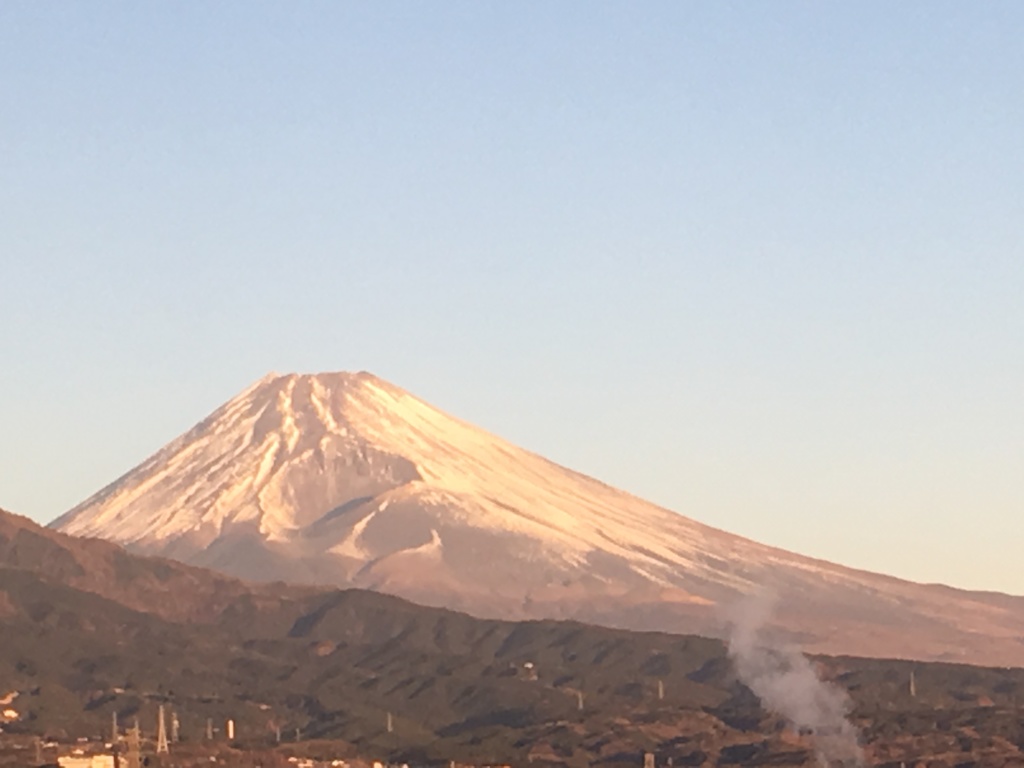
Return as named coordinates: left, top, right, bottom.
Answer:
left=52, top=372, right=1024, bottom=666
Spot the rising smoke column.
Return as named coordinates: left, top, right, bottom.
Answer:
left=726, top=595, right=864, bottom=768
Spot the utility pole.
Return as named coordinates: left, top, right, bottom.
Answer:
left=156, top=705, right=169, bottom=754
left=658, top=679, right=664, bottom=701
left=226, top=719, right=235, bottom=741
left=643, top=752, right=655, bottom=768
left=111, top=711, right=119, bottom=744
left=171, top=711, right=180, bottom=744
left=206, top=718, right=213, bottom=741
left=386, top=712, right=393, bottom=733
left=910, top=669, right=917, bottom=698
left=577, top=691, right=584, bottom=711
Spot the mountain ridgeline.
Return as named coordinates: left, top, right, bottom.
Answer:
left=5, top=506, right=1024, bottom=768
left=51, top=371, right=1024, bottom=666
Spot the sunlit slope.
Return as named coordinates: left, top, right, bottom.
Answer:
left=52, top=372, right=1024, bottom=665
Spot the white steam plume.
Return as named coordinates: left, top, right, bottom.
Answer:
left=726, top=594, right=864, bottom=768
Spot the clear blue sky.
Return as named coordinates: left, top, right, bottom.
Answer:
left=3, top=2, right=1022, bottom=593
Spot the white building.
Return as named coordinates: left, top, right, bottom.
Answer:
left=58, top=755, right=115, bottom=768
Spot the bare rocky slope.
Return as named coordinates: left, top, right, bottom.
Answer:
left=52, top=372, right=1024, bottom=666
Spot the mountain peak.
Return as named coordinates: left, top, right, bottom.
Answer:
left=55, top=371, right=428, bottom=545
left=50, top=374, right=1024, bottom=665
left=52, top=370, right=760, bottom=594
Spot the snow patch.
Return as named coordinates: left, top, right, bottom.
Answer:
left=279, top=378, right=300, bottom=453
left=329, top=510, right=377, bottom=560
left=401, top=528, right=443, bottom=558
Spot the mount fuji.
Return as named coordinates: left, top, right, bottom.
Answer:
left=52, top=372, right=1024, bottom=666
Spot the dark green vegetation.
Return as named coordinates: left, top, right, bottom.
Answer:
left=2, top=508, right=1024, bottom=767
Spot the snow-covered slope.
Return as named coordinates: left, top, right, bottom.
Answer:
left=52, top=372, right=1024, bottom=666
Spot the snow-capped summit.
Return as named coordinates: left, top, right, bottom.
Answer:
left=54, top=371, right=754, bottom=593
left=53, top=372, right=1024, bottom=665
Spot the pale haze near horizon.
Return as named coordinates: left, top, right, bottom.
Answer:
left=2, top=3, right=1022, bottom=594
